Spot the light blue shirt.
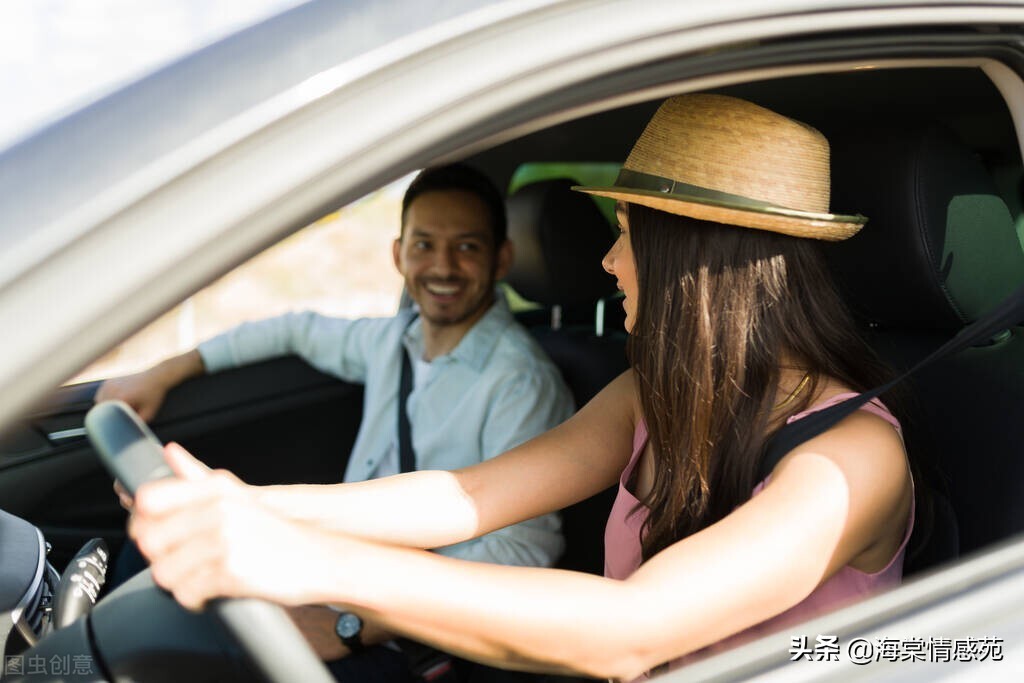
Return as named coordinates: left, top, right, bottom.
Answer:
left=197, top=295, right=574, bottom=567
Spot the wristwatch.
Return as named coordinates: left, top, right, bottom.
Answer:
left=335, top=611, right=365, bottom=652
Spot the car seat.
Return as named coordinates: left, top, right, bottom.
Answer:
left=826, top=121, right=1024, bottom=570
left=505, top=177, right=627, bottom=575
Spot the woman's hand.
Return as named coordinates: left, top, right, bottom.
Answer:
left=129, top=443, right=339, bottom=611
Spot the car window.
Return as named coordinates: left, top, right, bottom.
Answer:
left=68, top=175, right=414, bottom=384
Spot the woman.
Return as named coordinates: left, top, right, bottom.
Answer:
left=129, top=94, right=914, bottom=680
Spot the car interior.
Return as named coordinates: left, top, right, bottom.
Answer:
left=1, top=59, right=1023, bottom=681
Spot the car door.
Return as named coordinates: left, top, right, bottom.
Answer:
left=0, top=170, right=404, bottom=572
left=0, top=359, right=363, bottom=571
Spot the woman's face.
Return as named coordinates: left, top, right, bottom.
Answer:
left=602, top=202, right=639, bottom=332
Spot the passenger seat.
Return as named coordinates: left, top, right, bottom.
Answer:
left=505, top=178, right=627, bottom=575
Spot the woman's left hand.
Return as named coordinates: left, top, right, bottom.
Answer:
left=129, top=443, right=337, bottom=611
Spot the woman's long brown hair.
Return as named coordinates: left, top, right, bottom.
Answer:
left=627, top=205, right=899, bottom=561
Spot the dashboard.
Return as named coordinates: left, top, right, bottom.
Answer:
left=0, top=509, right=250, bottom=682
left=0, top=509, right=64, bottom=665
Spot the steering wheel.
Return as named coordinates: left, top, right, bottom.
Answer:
left=85, top=401, right=335, bottom=683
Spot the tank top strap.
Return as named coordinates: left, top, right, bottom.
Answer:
left=787, top=391, right=901, bottom=432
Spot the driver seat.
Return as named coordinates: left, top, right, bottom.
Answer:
left=826, top=120, right=1024, bottom=571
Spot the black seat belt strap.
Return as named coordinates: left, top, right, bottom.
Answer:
left=394, top=314, right=460, bottom=682
left=758, top=280, right=1024, bottom=480
left=397, top=317, right=417, bottom=474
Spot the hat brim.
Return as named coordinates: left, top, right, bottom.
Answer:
left=573, top=186, right=867, bottom=241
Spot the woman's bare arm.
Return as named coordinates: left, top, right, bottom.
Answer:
left=132, top=404, right=909, bottom=680
left=152, top=371, right=637, bottom=551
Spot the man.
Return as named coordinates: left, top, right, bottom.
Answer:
left=97, top=164, right=574, bottom=680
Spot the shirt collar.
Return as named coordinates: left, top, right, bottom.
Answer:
left=402, top=289, right=514, bottom=372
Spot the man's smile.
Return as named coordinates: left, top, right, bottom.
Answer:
left=422, top=280, right=465, bottom=298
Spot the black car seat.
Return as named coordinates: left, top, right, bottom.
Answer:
left=505, top=177, right=628, bottom=575
left=826, top=121, right=1024, bottom=571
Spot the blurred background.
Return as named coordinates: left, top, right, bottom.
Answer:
left=75, top=183, right=409, bottom=382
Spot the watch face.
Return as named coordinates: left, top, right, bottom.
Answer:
left=336, top=612, right=363, bottom=639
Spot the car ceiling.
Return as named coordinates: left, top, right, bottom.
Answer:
left=468, top=67, right=1019, bottom=197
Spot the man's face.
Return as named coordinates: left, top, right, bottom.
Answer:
left=393, top=189, right=512, bottom=328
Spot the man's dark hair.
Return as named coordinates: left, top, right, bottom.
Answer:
left=401, top=164, right=507, bottom=245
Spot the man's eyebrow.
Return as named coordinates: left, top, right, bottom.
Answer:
left=408, top=227, right=490, bottom=240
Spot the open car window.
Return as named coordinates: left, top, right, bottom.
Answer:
left=69, top=177, right=411, bottom=383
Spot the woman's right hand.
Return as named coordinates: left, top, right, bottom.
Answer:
left=131, top=443, right=343, bottom=611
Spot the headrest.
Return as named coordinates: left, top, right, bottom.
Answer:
left=505, top=178, right=617, bottom=307
left=826, top=123, right=1024, bottom=331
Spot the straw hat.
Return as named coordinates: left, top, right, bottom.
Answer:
left=573, top=94, right=866, bottom=240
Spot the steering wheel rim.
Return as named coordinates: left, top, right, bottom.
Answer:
left=82, top=567, right=335, bottom=683
left=85, top=400, right=335, bottom=683
left=208, top=594, right=336, bottom=683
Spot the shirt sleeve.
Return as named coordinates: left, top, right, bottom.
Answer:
left=434, top=367, right=575, bottom=567
left=197, top=311, right=390, bottom=384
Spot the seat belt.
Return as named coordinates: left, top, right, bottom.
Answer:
left=394, top=316, right=461, bottom=682
left=758, top=280, right=1024, bottom=480
left=398, top=343, right=416, bottom=474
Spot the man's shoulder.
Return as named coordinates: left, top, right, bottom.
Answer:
left=487, top=318, right=561, bottom=377
left=477, top=321, right=575, bottom=418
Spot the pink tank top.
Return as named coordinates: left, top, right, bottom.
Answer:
left=604, top=392, right=914, bottom=663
